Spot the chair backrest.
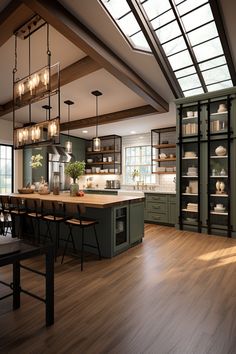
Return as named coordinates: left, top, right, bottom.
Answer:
left=25, top=198, right=41, bottom=216
left=41, top=200, right=65, bottom=220
left=65, top=203, right=86, bottom=220
left=9, top=196, right=25, bottom=211
left=0, top=195, right=10, bottom=212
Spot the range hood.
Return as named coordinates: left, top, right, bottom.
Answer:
left=47, top=146, right=74, bottom=162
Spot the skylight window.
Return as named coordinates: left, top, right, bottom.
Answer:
left=99, top=0, right=234, bottom=97
left=181, top=3, right=213, bottom=32
left=100, top=0, right=150, bottom=52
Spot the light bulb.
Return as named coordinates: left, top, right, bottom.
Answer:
left=93, top=137, right=101, bottom=151
left=65, top=140, right=72, bottom=154
left=18, top=130, right=23, bottom=144
left=42, top=69, right=49, bottom=86
left=17, top=82, right=24, bottom=98
left=22, top=128, right=28, bottom=142
left=32, top=74, right=40, bottom=88
left=35, top=126, right=41, bottom=140
left=31, top=127, right=36, bottom=141
left=28, top=77, right=34, bottom=95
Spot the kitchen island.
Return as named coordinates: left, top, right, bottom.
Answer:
left=12, top=193, right=145, bottom=258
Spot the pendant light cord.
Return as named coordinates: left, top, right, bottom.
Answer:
left=96, top=95, right=98, bottom=137
left=68, top=104, right=70, bottom=139
left=47, top=23, right=51, bottom=120
left=28, top=26, right=31, bottom=125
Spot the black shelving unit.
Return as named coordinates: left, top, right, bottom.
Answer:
left=207, top=96, right=232, bottom=237
left=85, top=135, right=122, bottom=175
left=178, top=102, right=201, bottom=233
left=151, top=127, right=176, bottom=175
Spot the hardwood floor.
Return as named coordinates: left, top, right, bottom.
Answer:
left=1, top=224, right=236, bottom=354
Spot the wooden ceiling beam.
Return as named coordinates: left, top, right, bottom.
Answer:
left=60, top=105, right=156, bottom=131
left=0, top=56, right=101, bottom=118
left=0, top=0, right=34, bottom=47
left=21, top=0, right=169, bottom=113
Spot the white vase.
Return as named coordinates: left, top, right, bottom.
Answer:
left=217, top=104, right=227, bottom=113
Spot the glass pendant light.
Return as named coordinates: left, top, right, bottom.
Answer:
left=64, top=100, right=74, bottom=154
left=92, top=90, right=102, bottom=152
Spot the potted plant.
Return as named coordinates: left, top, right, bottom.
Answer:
left=65, top=161, right=85, bottom=196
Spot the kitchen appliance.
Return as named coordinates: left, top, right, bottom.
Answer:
left=48, top=146, right=73, bottom=191
left=105, top=180, right=120, bottom=189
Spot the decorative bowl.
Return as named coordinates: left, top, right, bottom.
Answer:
left=18, top=188, right=34, bottom=194
left=38, top=190, right=50, bottom=195
left=159, top=153, right=167, bottom=159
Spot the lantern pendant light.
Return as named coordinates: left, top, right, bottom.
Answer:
left=92, top=90, right=102, bottom=152
left=64, top=100, right=74, bottom=154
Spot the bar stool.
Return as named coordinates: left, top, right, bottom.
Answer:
left=25, top=198, right=42, bottom=244
left=61, top=203, right=102, bottom=271
left=9, top=196, right=26, bottom=238
left=41, top=200, right=66, bottom=261
left=0, top=196, right=12, bottom=236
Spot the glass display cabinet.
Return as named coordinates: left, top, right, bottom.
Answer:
left=176, top=88, right=236, bottom=238
left=178, top=103, right=201, bottom=233
left=207, top=97, right=232, bottom=237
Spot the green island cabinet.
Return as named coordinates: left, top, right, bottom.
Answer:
left=74, top=200, right=144, bottom=257
left=175, top=87, right=236, bottom=238
left=144, top=193, right=176, bottom=226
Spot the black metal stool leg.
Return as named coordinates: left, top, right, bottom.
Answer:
left=81, top=228, right=84, bottom=271
left=61, top=226, right=71, bottom=264
left=94, top=225, right=102, bottom=260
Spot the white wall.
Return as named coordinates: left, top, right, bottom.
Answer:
left=0, top=118, right=23, bottom=192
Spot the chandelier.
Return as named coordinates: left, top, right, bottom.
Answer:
left=13, top=15, right=60, bottom=149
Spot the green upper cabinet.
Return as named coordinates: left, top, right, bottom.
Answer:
left=23, top=134, right=86, bottom=186
left=23, top=146, right=47, bottom=185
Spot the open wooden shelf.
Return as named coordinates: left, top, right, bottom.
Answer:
left=86, top=150, right=120, bottom=155
left=153, top=144, right=176, bottom=149
left=153, top=171, right=176, bottom=175
left=153, top=158, right=176, bottom=162
left=86, top=162, right=120, bottom=165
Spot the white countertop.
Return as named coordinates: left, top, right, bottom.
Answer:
left=84, top=188, right=176, bottom=195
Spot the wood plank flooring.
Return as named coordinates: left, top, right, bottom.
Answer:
left=1, top=224, right=236, bottom=354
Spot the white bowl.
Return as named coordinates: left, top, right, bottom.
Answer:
left=87, top=159, right=93, bottom=163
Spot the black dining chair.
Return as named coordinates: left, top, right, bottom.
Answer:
left=9, top=196, right=26, bottom=238
left=61, top=203, right=102, bottom=271
left=0, top=195, right=12, bottom=236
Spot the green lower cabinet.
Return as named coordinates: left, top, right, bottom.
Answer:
left=169, top=202, right=177, bottom=225
left=144, top=193, right=176, bottom=226
left=113, top=205, right=130, bottom=255
left=129, top=202, right=144, bottom=244
left=85, top=190, right=118, bottom=195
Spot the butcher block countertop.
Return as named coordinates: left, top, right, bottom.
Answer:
left=12, top=192, right=145, bottom=209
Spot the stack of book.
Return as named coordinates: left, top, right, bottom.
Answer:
left=186, top=203, right=198, bottom=212
left=182, top=123, right=198, bottom=135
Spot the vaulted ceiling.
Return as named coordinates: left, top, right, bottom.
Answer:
left=0, top=0, right=235, bottom=138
